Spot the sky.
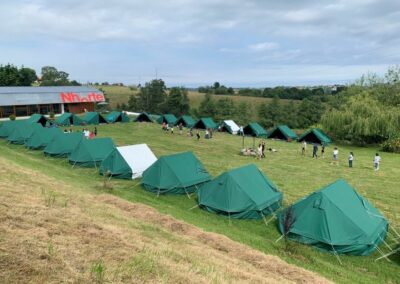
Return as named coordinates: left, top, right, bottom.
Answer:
left=0, top=0, right=399, bottom=87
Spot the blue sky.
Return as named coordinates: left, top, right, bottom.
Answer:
left=0, top=0, right=399, bottom=87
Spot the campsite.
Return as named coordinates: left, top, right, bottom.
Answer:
left=0, top=120, right=399, bottom=283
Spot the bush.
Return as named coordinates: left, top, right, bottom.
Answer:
left=382, top=138, right=400, bottom=153
left=9, top=114, right=16, bottom=121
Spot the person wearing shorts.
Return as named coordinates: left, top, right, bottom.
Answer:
left=332, top=147, right=339, bottom=165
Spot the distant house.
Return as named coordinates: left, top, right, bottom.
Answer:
left=0, top=86, right=104, bottom=118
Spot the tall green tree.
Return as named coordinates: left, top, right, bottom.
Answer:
left=196, top=93, right=217, bottom=117
left=160, top=87, right=190, bottom=116
left=136, top=79, right=167, bottom=113
left=40, top=66, right=80, bottom=86
left=18, top=67, right=37, bottom=86
left=215, top=98, right=235, bottom=121
left=0, top=64, right=20, bottom=86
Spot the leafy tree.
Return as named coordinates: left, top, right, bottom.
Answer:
left=196, top=93, right=217, bottom=117
left=227, top=87, right=234, bottom=95
left=40, top=66, right=80, bottom=86
left=135, top=79, right=167, bottom=113
left=215, top=98, right=235, bottom=121
left=213, top=82, right=220, bottom=89
left=234, top=101, right=251, bottom=126
left=296, top=97, right=325, bottom=128
left=160, top=87, right=190, bottom=116
left=18, top=67, right=37, bottom=86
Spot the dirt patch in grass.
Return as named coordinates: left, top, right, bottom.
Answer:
left=0, top=156, right=330, bottom=283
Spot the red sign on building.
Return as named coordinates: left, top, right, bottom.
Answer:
left=60, top=92, right=105, bottom=103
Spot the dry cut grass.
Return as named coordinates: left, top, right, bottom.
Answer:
left=0, top=155, right=330, bottom=284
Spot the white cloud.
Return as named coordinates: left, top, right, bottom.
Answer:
left=248, top=42, right=279, bottom=52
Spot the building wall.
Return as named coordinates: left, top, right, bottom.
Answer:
left=64, top=102, right=95, bottom=114
left=0, top=104, right=62, bottom=118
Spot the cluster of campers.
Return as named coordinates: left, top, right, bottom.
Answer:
left=0, top=111, right=395, bottom=261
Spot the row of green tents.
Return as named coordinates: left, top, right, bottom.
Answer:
left=140, top=150, right=387, bottom=256
left=55, top=111, right=129, bottom=126
left=135, top=112, right=331, bottom=144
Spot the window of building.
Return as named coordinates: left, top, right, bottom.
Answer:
left=1, top=106, right=14, bottom=118
left=39, top=104, right=51, bottom=114
left=52, top=104, right=61, bottom=114
left=15, top=105, right=28, bottom=117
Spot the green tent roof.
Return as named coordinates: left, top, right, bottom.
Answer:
left=55, top=113, right=83, bottom=126
left=157, top=114, right=178, bottom=125
left=0, top=120, right=27, bottom=138
left=135, top=112, right=153, bottom=122
left=43, top=132, right=84, bottom=157
left=99, top=148, right=132, bottom=179
left=25, top=127, right=61, bottom=150
left=27, top=114, right=48, bottom=126
left=6, top=122, right=43, bottom=144
left=68, top=137, right=115, bottom=168
left=149, top=114, right=161, bottom=121
left=298, top=128, right=331, bottom=145
left=142, top=151, right=211, bottom=195
left=198, top=164, right=282, bottom=219
left=81, top=112, right=108, bottom=125
left=106, top=111, right=129, bottom=123
left=194, top=117, right=218, bottom=129
left=267, top=125, right=298, bottom=141
left=176, top=115, right=196, bottom=128
left=243, top=122, right=267, bottom=137
left=278, top=179, right=388, bottom=256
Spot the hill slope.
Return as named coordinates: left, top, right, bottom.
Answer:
left=0, top=155, right=329, bottom=283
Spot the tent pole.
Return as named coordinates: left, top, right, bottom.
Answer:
left=228, top=212, right=231, bottom=226
left=157, top=188, right=161, bottom=198
left=330, top=244, right=343, bottom=265
left=275, top=235, right=285, bottom=243
left=184, top=187, right=191, bottom=199
left=375, top=246, right=400, bottom=261
left=189, top=204, right=199, bottom=210
left=375, top=245, right=392, bottom=262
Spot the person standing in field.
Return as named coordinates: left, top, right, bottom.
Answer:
left=196, top=130, right=200, bottom=141
left=170, top=125, right=174, bottom=134
left=373, top=153, right=381, bottom=171
left=178, top=123, right=183, bottom=135
left=332, top=147, right=339, bottom=165
left=321, top=145, right=325, bottom=158
left=94, top=127, right=97, bottom=136
left=348, top=152, right=354, bottom=168
left=256, top=143, right=263, bottom=160
left=301, top=141, right=307, bottom=155
left=312, top=143, right=318, bottom=158
left=261, top=140, right=266, bottom=158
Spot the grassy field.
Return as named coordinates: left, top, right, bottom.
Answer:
left=1, top=122, right=399, bottom=283
left=98, top=85, right=297, bottom=121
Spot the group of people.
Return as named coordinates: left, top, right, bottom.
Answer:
left=161, top=122, right=215, bottom=140
left=63, top=127, right=98, bottom=139
left=301, top=141, right=382, bottom=171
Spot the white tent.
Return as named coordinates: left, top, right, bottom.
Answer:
left=117, top=144, right=157, bottom=179
left=223, top=120, right=240, bottom=134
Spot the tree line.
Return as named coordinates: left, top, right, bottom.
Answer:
left=198, top=81, right=346, bottom=100
left=0, top=64, right=80, bottom=86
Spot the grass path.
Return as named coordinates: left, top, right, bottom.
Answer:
left=1, top=122, right=399, bottom=283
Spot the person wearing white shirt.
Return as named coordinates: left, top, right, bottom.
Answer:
left=332, top=147, right=339, bottom=165
left=348, top=152, right=354, bottom=168
left=373, top=153, right=381, bottom=171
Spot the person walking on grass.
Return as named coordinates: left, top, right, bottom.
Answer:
left=196, top=130, right=200, bottom=141
left=178, top=123, right=183, bottom=135
left=374, top=153, right=381, bottom=171
left=312, top=143, right=318, bottom=158
left=261, top=140, right=266, bottom=158
left=301, top=141, right=307, bottom=155
left=94, top=127, right=97, bottom=136
left=170, top=125, right=174, bottom=134
left=348, top=152, right=354, bottom=168
left=332, top=147, right=339, bottom=165
left=321, top=145, right=325, bottom=158
left=256, top=143, right=263, bottom=160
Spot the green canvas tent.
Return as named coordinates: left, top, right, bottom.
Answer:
left=198, top=164, right=282, bottom=219
left=243, top=122, right=267, bottom=137
left=141, top=151, right=211, bottom=195
left=6, top=122, right=43, bottom=144
left=157, top=114, right=178, bottom=125
left=194, top=117, right=218, bottom=130
left=68, top=137, right=115, bottom=168
left=100, top=144, right=157, bottom=179
left=298, top=128, right=331, bottom=145
left=106, top=111, right=129, bottom=123
left=278, top=179, right=388, bottom=256
left=27, top=114, right=48, bottom=126
left=81, top=112, right=108, bottom=125
left=149, top=114, right=161, bottom=122
left=25, top=127, right=61, bottom=150
left=267, top=125, right=298, bottom=141
left=0, top=120, right=27, bottom=138
left=43, top=132, right=84, bottom=157
left=176, top=115, right=196, bottom=128
left=135, top=112, right=153, bottom=122
left=55, top=112, right=83, bottom=126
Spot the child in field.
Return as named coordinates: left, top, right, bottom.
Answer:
left=321, top=145, right=325, bottom=158
left=256, top=143, right=263, bottom=160
left=348, top=152, right=354, bottom=168
left=312, top=143, right=318, bottom=158
left=332, top=147, right=339, bottom=165
left=373, top=153, right=381, bottom=171
left=301, top=141, right=307, bottom=155
left=179, top=123, right=183, bottom=135
left=196, top=130, right=200, bottom=141
left=170, top=126, right=174, bottom=134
